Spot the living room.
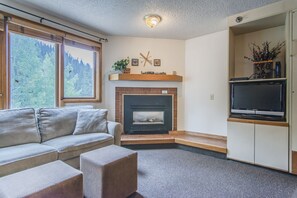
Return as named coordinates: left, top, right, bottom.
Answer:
left=0, top=0, right=297, bottom=197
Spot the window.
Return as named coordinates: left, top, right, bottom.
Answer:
left=9, top=33, right=57, bottom=108
left=0, top=15, right=102, bottom=109
left=64, top=43, right=96, bottom=98
left=61, top=38, right=101, bottom=103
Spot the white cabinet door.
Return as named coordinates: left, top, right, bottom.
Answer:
left=227, top=122, right=255, bottom=164
left=255, top=125, right=288, bottom=171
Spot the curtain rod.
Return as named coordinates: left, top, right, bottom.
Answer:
left=0, top=3, right=108, bottom=42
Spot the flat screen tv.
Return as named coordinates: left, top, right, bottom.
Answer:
left=230, top=80, right=286, bottom=121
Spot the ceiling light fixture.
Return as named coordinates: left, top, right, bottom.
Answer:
left=144, top=14, right=162, bottom=28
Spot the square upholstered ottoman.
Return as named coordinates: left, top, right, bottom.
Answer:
left=0, top=160, right=83, bottom=198
left=80, top=145, right=137, bottom=198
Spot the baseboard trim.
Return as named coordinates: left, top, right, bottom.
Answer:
left=123, top=144, right=177, bottom=150
left=177, top=145, right=227, bottom=159
left=123, top=144, right=227, bottom=159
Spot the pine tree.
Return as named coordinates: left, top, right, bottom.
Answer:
left=10, top=33, right=94, bottom=108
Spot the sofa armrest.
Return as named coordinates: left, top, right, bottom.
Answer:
left=107, top=121, right=123, bottom=145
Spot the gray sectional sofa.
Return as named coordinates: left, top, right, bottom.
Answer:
left=0, top=107, right=122, bottom=177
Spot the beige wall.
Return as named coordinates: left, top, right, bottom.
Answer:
left=184, top=30, right=229, bottom=136
left=104, top=32, right=230, bottom=136
left=100, top=36, right=185, bottom=130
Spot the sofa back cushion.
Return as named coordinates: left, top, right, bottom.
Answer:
left=73, top=109, right=108, bottom=135
left=38, top=108, right=79, bottom=142
left=0, top=108, right=40, bottom=148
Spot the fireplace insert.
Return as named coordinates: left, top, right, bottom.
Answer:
left=123, top=95, right=173, bottom=134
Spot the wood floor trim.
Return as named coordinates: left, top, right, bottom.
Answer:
left=174, top=138, right=226, bottom=153
left=120, top=134, right=175, bottom=145
left=173, top=131, right=227, bottom=141
left=292, top=151, right=297, bottom=175
left=121, top=131, right=227, bottom=154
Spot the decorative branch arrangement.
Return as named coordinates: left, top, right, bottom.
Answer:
left=244, top=41, right=285, bottom=62
left=244, top=41, right=285, bottom=79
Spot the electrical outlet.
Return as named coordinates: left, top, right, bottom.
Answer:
left=210, top=94, right=214, bottom=100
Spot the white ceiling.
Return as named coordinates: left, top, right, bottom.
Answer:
left=10, top=0, right=281, bottom=40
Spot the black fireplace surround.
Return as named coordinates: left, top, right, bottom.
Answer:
left=124, top=95, right=173, bottom=134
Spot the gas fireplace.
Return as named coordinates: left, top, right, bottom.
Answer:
left=133, top=111, right=164, bottom=125
left=123, top=95, right=173, bottom=134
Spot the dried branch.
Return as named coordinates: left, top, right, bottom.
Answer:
left=244, top=41, right=285, bottom=62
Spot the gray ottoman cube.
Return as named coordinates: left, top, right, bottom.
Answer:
left=80, top=145, right=137, bottom=198
left=0, top=160, right=83, bottom=198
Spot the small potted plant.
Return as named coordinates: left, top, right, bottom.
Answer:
left=112, top=57, right=130, bottom=73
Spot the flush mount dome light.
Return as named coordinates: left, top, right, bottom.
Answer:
left=144, top=14, right=162, bottom=28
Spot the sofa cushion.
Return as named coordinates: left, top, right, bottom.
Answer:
left=42, top=133, right=113, bottom=161
left=73, top=109, right=108, bottom=135
left=0, top=108, right=40, bottom=148
left=0, top=143, right=58, bottom=177
left=62, top=140, right=114, bottom=169
left=38, top=108, right=79, bottom=142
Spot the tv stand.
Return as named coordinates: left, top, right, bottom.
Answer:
left=227, top=117, right=288, bottom=127
left=227, top=117, right=288, bottom=171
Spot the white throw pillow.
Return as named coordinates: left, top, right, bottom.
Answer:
left=73, top=109, right=108, bottom=135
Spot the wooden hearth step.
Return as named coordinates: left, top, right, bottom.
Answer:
left=121, top=134, right=175, bottom=145
left=121, top=131, right=227, bottom=154
left=173, top=131, right=227, bottom=154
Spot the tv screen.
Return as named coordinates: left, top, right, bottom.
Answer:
left=233, top=83, right=282, bottom=111
left=230, top=80, right=286, bottom=120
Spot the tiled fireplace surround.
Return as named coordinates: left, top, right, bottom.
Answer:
left=115, top=87, right=178, bottom=133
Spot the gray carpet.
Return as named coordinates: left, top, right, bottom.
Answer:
left=130, top=148, right=297, bottom=198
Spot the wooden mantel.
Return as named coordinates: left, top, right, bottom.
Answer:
left=109, top=74, right=183, bottom=82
